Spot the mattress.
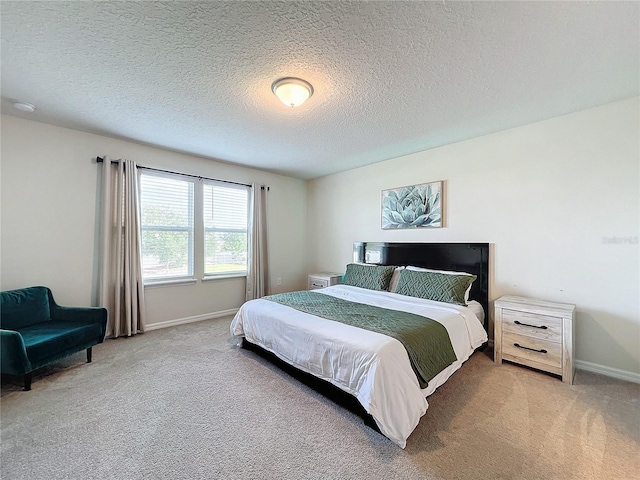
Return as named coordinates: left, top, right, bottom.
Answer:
left=230, top=284, right=488, bottom=448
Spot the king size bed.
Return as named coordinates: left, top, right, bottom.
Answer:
left=230, top=242, right=489, bottom=448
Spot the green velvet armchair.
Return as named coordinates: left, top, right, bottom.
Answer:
left=1, top=286, right=107, bottom=391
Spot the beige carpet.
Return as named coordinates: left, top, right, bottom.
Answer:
left=1, top=317, right=638, bottom=480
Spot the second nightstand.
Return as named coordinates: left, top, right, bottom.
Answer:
left=308, top=272, right=342, bottom=290
left=494, top=295, right=575, bottom=384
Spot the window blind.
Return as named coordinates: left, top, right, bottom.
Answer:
left=203, top=182, right=249, bottom=275
left=140, top=173, right=195, bottom=280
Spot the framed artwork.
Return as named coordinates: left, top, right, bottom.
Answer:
left=381, top=181, right=443, bottom=229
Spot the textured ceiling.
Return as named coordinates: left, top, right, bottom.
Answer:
left=1, top=1, right=638, bottom=180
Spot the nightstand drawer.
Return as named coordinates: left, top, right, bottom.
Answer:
left=308, top=278, right=329, bottom=290
left=503, top=331, right=562, bottom=368
left=502, top=309, right=562, bottom=342
left=308, top=272, right=342, bottom=290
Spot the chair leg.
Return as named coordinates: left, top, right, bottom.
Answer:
left=24, top=372, right=32, bottom=391
left=87, top=347, right=92, bottom=363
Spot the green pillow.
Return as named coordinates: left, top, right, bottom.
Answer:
left=395, top=269, right=476, bottom=306
left=342, top=263, right=396, bottom=291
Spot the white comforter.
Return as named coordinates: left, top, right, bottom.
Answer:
left=230, top=285, right=488, bottom=448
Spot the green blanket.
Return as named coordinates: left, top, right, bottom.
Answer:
left=263, top=291, right=457, bottom=388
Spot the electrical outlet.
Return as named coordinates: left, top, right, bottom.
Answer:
left=277, top=277, right=282, bottom=286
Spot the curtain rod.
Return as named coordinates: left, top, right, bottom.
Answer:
left=96, top=156, right=256, bottom=189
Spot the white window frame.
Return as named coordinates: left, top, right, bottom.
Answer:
left=139, top=170, right=196, bottom=284
left=203, top=181, right=250, bottom=279
left=138, top=170, right=250, bottom=286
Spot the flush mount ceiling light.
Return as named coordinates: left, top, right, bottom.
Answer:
left=13, top=102, right=36, bottom=112
left=271, top=77, right=314, bottom=107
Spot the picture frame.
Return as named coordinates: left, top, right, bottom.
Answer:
left=381, top=180, right=443, bottom=229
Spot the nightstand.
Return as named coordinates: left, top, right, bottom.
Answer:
left=494, top=295, right=575, bottom=384
left=308, top=272, right=342, bottom=290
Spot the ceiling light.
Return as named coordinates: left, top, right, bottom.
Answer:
left=271, top=77, right=313, bottom=107
left=13, top=102, right=36, bottom=112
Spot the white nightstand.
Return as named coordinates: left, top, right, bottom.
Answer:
left=308, top=272, right=342, bottom=290
left=494, top=295, right=576, bottom=384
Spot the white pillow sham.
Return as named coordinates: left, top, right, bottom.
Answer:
left=388, top=266, right=405, bottom=293
left=358, top=263, right=475, bottom=302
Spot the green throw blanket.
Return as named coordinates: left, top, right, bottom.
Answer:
left=263, top=291, right=457, bottom=388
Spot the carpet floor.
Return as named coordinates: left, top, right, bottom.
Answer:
left=1, top=317, right=638, bottom=480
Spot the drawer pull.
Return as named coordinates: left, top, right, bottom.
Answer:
left=514, top=320, right=547, bottom=330
left=514, top=343, right=547, bottom=354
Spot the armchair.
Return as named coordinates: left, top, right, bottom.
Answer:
left=1, top=286, right=107, bottom=390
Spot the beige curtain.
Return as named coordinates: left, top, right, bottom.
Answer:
left=246, top=184, right=269, bottom=300
left=98, top=158, right=146, bottom=337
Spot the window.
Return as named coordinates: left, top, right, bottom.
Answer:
left=139, top=171, right=249, bottom=283
left=140, top=173, right=195, bottom=281
left=204, top=182, right=249, bottom=276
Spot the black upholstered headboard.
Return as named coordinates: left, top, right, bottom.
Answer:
left=353, top=242, right=490, bottom=325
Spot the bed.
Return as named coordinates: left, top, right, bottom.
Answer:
left=230, top=242, right=489, bottom=448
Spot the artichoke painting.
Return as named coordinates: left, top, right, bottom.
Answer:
left=381, top=181, right=442, bottom=229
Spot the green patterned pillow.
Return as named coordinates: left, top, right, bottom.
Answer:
left=342, top=263, right=396, bottom=291
left=395, top=269, right=477, bottom=306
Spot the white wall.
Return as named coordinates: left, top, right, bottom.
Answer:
left=3, top=98, right=638, bottom=377
left=1, top=116, right=308, bottom=327
left=307, top=97, right=640, bottom=376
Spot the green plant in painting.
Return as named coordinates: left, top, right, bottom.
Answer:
left=382, top=183, right=441, bottom=229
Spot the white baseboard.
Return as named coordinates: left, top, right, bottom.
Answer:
left=486, top=340, right=638, bottom=384
left=144, top=308, right=239, bottom=332
left=575, top=359, right=640, bottom=384
left=145, top=317, right=639, bottom=384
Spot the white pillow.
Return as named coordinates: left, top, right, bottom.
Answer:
left=405, top=265, right=475, bottom=303
left=388, top=266, right=405, bottom=293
